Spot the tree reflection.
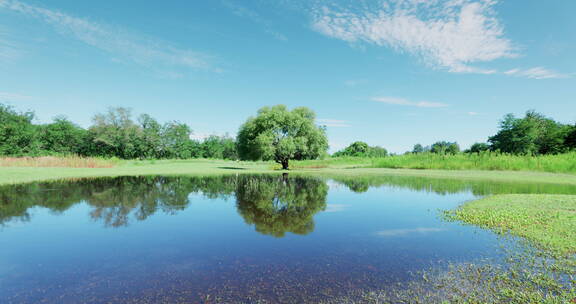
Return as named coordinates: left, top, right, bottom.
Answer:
left=236, top=175, right=328, bottom=237
left=0, top=175, right=327, bottom=237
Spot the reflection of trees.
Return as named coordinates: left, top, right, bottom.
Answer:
left=235, top=175, right=328, bottom=237
left=0, top=175, right=328, bottom=237
left=333, top=175, right=576, bottom=196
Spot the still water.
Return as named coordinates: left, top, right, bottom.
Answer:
left=0, top=174, right=573, bottom=303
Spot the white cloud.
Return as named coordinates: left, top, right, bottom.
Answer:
left=467, top=111, right=479, bottom=116
left=376, top=227, right=445, bottom=237
left=504, top=67, right=568, bottom=80
left=317, top=118, right=351, bottom=127
left=0, top=91, right=31, bottom=101
left=0, top=0, right=215, bottom=72
left=372, top=96, right=448, bottom=108
left=311, top=0, right=516, bottom=73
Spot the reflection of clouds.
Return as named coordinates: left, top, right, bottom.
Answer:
left=376, top=227, right=445, bottom=237
left=324, top=204, right=348, bottom=213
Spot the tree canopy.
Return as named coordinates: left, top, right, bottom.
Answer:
left=333, top=141, right=388, bottom=157
left=489, top=111, right=572, bottom=155
left=236, top=105, right=328, bottom=169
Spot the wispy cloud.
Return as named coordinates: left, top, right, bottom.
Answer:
left=0, top=0, right=215, bottom=73
left=221, top=0, right=287, bottom=41
left=467, top=111, right=479, bottom=116
left=311, top=0, right=515, bottom=74
left=317, top=118, right=351, bottom=127
left=504, top=67, right=568, bottom=80
left=372, top=96, right=448, bottom=108
left=0, top=27, right=20, bottom=63
left=376, top=227, right=445, bottom=237
left=0, top=91, right=31, bottom=101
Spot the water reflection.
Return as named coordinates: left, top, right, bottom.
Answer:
left=1, top=173, right=574, bottom=231
left=0, top=175, right=328, bottom=236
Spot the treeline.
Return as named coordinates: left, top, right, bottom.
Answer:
left=0, top=104, right=237, bottom=159
left=411, top=110, right=576, bottom=155
left=333, top=141, right=388, bottom=157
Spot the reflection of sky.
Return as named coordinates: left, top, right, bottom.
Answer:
left=0, top=177, right=506, bottom=303
left=376, top=227, right=446, bottom=237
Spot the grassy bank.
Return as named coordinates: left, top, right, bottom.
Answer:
left=292, top=152, right=576, bottom=174
left=4, top=159, right=576, bottom=186
left=446, top=194, right=576, bottom=256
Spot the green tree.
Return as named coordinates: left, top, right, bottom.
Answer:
left=39, top=116, right=87, bottom=154
left=489, top=111, right=570, bottom=155
left=412, top=144, right=425, bottom=153
left=161, top=121, right=194, bottom=159
left=333, top=141, right=388, bottom=157
left=466, top=142, right=490, bottom=154
left=236, top=105, right=328, bottom=169
left=88, top=107, right=142, bottom=158
left=431, top=141, right=460, bottom=155
left=0, top=103, right=40, bottom=155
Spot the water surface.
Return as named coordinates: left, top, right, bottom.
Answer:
left=0, top=174, right=572, bottom=303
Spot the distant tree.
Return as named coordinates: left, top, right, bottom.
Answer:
left=489, top=110, right=570, bottom=155
left=412, top=144, right=424, bottom=154
left=88, top=107, right=142, bottom=158
left=39, top=116, right=87, bottom=154
left=237, top=105, right=328, bottom=169
left=161, top=121, right=194, bottom=159
left=0, top=103, right=40, bottom=155
left=137, top=114, right=163, bottom=158
left=431, top=141, right=460, bottom=155
left=367, top=146, right=388, bottom=157
left=333, top=141, right=369, bottom=157
left=466, top=142, right=490, bottom=154
left=333, top=141, right=387, bottom=158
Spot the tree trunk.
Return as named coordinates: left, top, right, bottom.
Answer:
left=281, top=159, right=289, bottom=170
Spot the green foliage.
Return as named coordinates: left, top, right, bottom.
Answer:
left=39, top=116, right=87, bottom=154
left=370, top=152, right=576, bottom=174
left=431, top=141, right=460, bottom=154
left=0, top=104, right=40, bottom=155
left=412, top=143, right=426, bottom=153
left=466, top=142, right=490, bottom=153
left=201, top=135, right=237, bottom=160
left=236, top=105, right=328, bottom=169
left=489, top=110, right=572, bottom=155
left=333, top=141, right=388, bottom=158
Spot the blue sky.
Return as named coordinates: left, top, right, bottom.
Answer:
left=0, top=0, right=574, bottom=153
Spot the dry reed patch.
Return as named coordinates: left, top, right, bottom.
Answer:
left=0, top=156, right=116, bottom=168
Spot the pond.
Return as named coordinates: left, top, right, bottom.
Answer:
left=0, top=174, right=574, bottom=303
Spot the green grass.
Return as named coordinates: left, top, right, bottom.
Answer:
left=292, top=152, right=576, bottom=174
left=4, top=158, right=576, bottom=186
left=371, top=152, right=576, bottom=174
left=446, top=194, right=576, bottom=256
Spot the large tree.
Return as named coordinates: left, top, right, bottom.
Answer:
left=0, top=104, right=40, bottom=155
left=236, top=105, right=328, bottom=169
left=489, top=111, right=571, bottom=155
